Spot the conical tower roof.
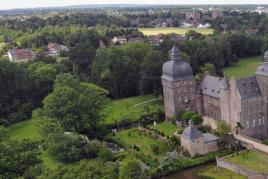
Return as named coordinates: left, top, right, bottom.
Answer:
left=182, top=119, right=203, bottom=139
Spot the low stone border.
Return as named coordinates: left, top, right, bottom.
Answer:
left=216, top=154, right=268, bottom=179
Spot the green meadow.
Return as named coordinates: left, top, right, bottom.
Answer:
left=224, top=56, right=262, bottom=79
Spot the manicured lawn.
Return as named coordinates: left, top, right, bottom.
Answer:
left=224, top=56, right=262, bottom=79
left=153, top=121, right=181, bottom=136
left=139, top=27, right=213, bottom=36
left=40, top=149, right=60, bottom=168
left=8, top=120, right=42, bottom=141
left=199, top=166, right=247, bottom=179
left=102, top=95, right=163, bottom=125
left=0, top=42, right=5, bottom=50
left=225, top=150, right=268, bottom=174
left=7, top=120, right=60, bottom=168
left=112, top=128, right=171, bottom=158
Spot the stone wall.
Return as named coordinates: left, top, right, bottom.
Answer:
left=162, top=78, right=196, bottom=119
left=217, top=156, right=268, bottom=179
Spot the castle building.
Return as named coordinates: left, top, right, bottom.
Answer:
left=162, top=46, right=268, bottom=140
left=181, top=119, right=219, bottom=157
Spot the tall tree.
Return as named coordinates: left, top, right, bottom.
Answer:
left=140, top=50, right=164, bottom=96
left=42, top=73, right=108, bottom=134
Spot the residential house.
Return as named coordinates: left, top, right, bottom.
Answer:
left=112, top=36, right=127, bottom=45
left=48, top=43, right=69, bottom=56
left=7, top=48, right=34, bottom=62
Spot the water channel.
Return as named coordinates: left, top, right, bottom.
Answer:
left=163, top=162, right=215, bottom=179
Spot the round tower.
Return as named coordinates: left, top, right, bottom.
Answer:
left=161, top=46, right=196, bottom=119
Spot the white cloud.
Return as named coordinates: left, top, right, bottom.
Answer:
left=0, top=0, right=268, bottom=10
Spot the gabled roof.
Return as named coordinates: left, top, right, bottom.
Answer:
left=236, top=76, right=262, bottom=99
left=8, top=48, right=33, bottom=61
left=199, top=75, right=224, bottom=98
left=203, top=133, right=219, bottom=143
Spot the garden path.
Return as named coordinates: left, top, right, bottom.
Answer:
left=130, top=97, right=162, bottom=108
left=234, top=134, right=268, bottom=154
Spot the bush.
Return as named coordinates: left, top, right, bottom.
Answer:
left=182, top=112, right=195, bottom=123
left=216, top=121, right=231, bottom=137
left=263, top=138, right=268, bottom=145
left=169, top=136, right=180, bottom=146
left=176, top=128, right=183, bottom=134
left=191, top=114, right=203, bottom=125
left=151, top=144, right=160, bottom=154
left=198, top=125, right=212, bottom=133
left=48, top=133, right=102, bottom=163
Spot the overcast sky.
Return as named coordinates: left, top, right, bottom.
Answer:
left=1, top=0, right=268, bottom=10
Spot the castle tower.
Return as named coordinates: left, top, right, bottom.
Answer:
left=219, top=73, right=231, bottom=125
left=161, top=46, right=196, bottom=119
left=255, top=51, right=268, bottom=138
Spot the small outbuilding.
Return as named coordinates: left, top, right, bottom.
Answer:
left=181, top=119, right=219, bottom=157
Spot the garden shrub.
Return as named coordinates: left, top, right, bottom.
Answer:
left=151, top=144, right=160, bottom=154
left=191, top=114, right=203, bottom=125
left=262, top=138, right=268, bottom=145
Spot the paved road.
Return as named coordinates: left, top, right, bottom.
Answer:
left=234, top=134, right=268, bottom=154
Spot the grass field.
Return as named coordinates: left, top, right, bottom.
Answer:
left=139, top=27, right=214, bottom=36
left=7, top=120, right=59, bottom=168
left=8, top=120, right=42, bottom=141
left=112, top=128, right=171, bottom=158
left=102, top=95, right=163, bottom=125
left=0, top=42, right=5, bottom=50
left=153, top=122, right=180, bottom=136
left=224, top=56, right=262, bottom=79
left=225, top=150, right=268, bottom=174
left=199, top=166, right=247, bottom=179
left=40, top=149, right=59, bottom=168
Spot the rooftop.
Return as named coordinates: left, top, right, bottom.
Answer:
left=236, top=76, right=262, bottom=99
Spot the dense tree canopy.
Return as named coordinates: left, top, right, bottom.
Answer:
left=42, top=73, right=108, bottom=133
left=40, top=160, right=118, bottom=179
left=0, top=126, right=42, bottom=178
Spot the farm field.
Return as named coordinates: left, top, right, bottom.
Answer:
left=199, top=166, right=247, bottom=179
left=225, top=150, right=268, bottom=174
left=139, top=27, right=214, bottom=36
left=112, top=128, right=171, bottom=158
left=153, top=121, right=180, bottom=137
left=224, top=56, right=262, bottom=79
left=7, top=120, right=59, bottom=168
left=102, top=95, right=163, bottom=125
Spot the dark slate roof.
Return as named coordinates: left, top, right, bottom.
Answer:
left=181, top=119, right=203, bottom=139
left=236, top=76, right=262, bottom=99
left=199, top=75, right=225, bottom=98
left=203, top=133, right=219, bottom=143
left=162, top=46, right=194, bottom=81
